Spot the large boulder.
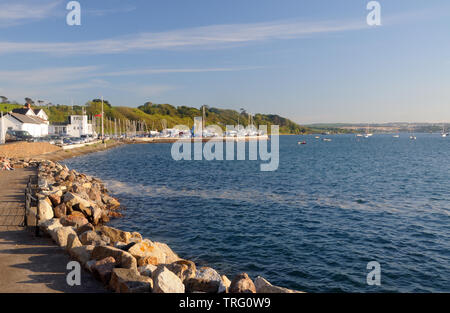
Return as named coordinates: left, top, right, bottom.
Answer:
left=91, top=206, right=102, bottom=225
left=52, top=226, right=77, bottom=248
left=69, top=245, right=95, bottom=266
left=185, top=266, right=226, bottom=293
left=166, top=260, right=196, bottom=282
left=92, top=257, right=116, bottom=285
left=75, top=223, right=95, bottom=235
left=153, top=242, right=181, bottom=263
left=72, top=203, right=92, bottom=218
left=229, top=273, right=256, bottom=293
left=88, top=187, right=102, bottom=204
left=79, top=230, right=110, bottom=246
left=254, top=276, right=303, bottom=293
left=38, top=197, right=54, bottom=222
left=53, top=203, right=67, bottom=218
left=66, top=233, right=82, bottom=251
left=128, top=240, right=166, bottom=265
left=48, top=190, right=62, bottom=207
left=91, top=246, right=137, bottom=271
left=39, top=218, right=62, bottom=233
left=96, top=226, right=131, bottom=244
left=60, top=213, right=89, bottom=228
left=138, top=264, right=157, bottom=277
left=152, top=266, right=185, bottom=293
left=109, top=268, right=153, bottom=293
left=63, top=192, right=95, bottom=211
left=102, top=194, right=120, bottom=209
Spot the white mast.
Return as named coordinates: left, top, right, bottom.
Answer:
left=101, top=96, right=104, bottom=140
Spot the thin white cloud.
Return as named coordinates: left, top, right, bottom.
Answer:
left=0, top=66, right=98, bottom=84
left=0, top=65, right=259, bottom=85
left=0, top=0, right=61, bottom=27
left=0, top=65, right=258, bottom=102
left=0, top=18, right=368, bottom=55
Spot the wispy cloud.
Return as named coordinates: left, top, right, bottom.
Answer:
left=0, top=65, right=259, bottom=85
left=0, top=0, right=61, bottom=27
left=0, top=18, right=368, bottom=55
left=0, top=66, right=98, bottom=84
left=0, top=65, right=258, bottom=102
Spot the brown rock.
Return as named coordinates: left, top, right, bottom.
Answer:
left=88, top=188, right=102, bottom=204
left=53, top=203, right=67, bottom=218
left=79, top=230, right=110, bottom=246
left=128, top=240, right=166, bottom=265
left=48, top=193, right=61, bottom=207
left=69, top=245, right=94, bottom=266
left=96, top=225, right=131, bottom=244
left=152, top=266, right=185, bottom=293
left=60, top=214, right=89, bottom=228
left=166, top=260, right=196, bottom=282
left=91, top=245, right=137, bottom=271
left=73, top=203, right=92, bottom=218
left=108, top=211, right=123, bottom=218
left=153, top=242, right=181, bottom=263
left=184, top=277, right=218, bottom=293
left=93, top=257, right=116, bottom=285
left=66, top=233, right=82, bottom=250
left=253, top=276, right=303, bottom=293
left=229, top=273, right=256, bottom=293
left=75, top=223, right=95, bottom=235
left=137, top=256, right=159, bottom=267
left=109, top=268, right=152, bottom=293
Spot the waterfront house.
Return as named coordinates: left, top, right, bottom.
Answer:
left=0, top=112, right=49, bottom=138
left=49, top=115, right=94, bottom=137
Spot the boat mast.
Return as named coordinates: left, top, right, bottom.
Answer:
left=101, top=96, right=104, bottom=140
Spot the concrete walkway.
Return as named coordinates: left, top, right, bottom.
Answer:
left=0, top=168, right=105, bottom=293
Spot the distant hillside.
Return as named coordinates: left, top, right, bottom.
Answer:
left=1, top=100, right=317, bottom=134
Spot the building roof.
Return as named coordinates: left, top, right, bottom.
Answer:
left=11, top=108, right=32, bottom=115
left=9, top=113, right=45, bottom=125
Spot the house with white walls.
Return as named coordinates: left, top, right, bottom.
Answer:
left=49, top=115, right=94, bottom=137
left=0, top=104, right=50, bottom=140
left=0, top=112, right=49, bottom=138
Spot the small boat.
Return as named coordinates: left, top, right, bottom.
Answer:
left=315, top=136, right=320, bottom=139
left=393, top=135, right=400, bottom=138
left=442, top=133, right=449, bottom=137
left=441, top=124, right=448, bottom=137
left=323, top=138, right=332, bottom=142
left=364, top=124, right=373, bottom=138
left=410, top=135, right=417, bottom=140
left=298, top=141, right=307, bottom=145
left=356, top=134, right=363, bottom=137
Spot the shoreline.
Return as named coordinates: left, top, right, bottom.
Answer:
left=11, top=154, right=302, bottom=294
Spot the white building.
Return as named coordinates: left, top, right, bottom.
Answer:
left=0, top=105, right=49, bottom=139
left=49, top=115, right=94, bottom=137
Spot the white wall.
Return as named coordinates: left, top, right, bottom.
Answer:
left=1, top=115, right=48, bottom=138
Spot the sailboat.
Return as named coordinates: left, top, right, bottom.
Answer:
left=409, top=125, right=416, bottom=140
left=364, top=124, right=373, bottom=138
left=441, top=124, right=449, bottom=137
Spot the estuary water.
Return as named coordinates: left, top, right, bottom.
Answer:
left=63, top=134, right=450, bottom=292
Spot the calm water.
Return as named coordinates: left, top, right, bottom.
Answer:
left=63, top=134, right=450, bottom=292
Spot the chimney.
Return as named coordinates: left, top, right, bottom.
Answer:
left=25, top=103, right=31, bottom=109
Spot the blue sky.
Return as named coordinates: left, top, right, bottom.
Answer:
left=1, top=0, right=450, bottom=124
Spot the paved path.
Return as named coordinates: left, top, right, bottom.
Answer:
left=0, top=168, right=32, bottom=230
left=0, top=168, right=105, bottom=293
